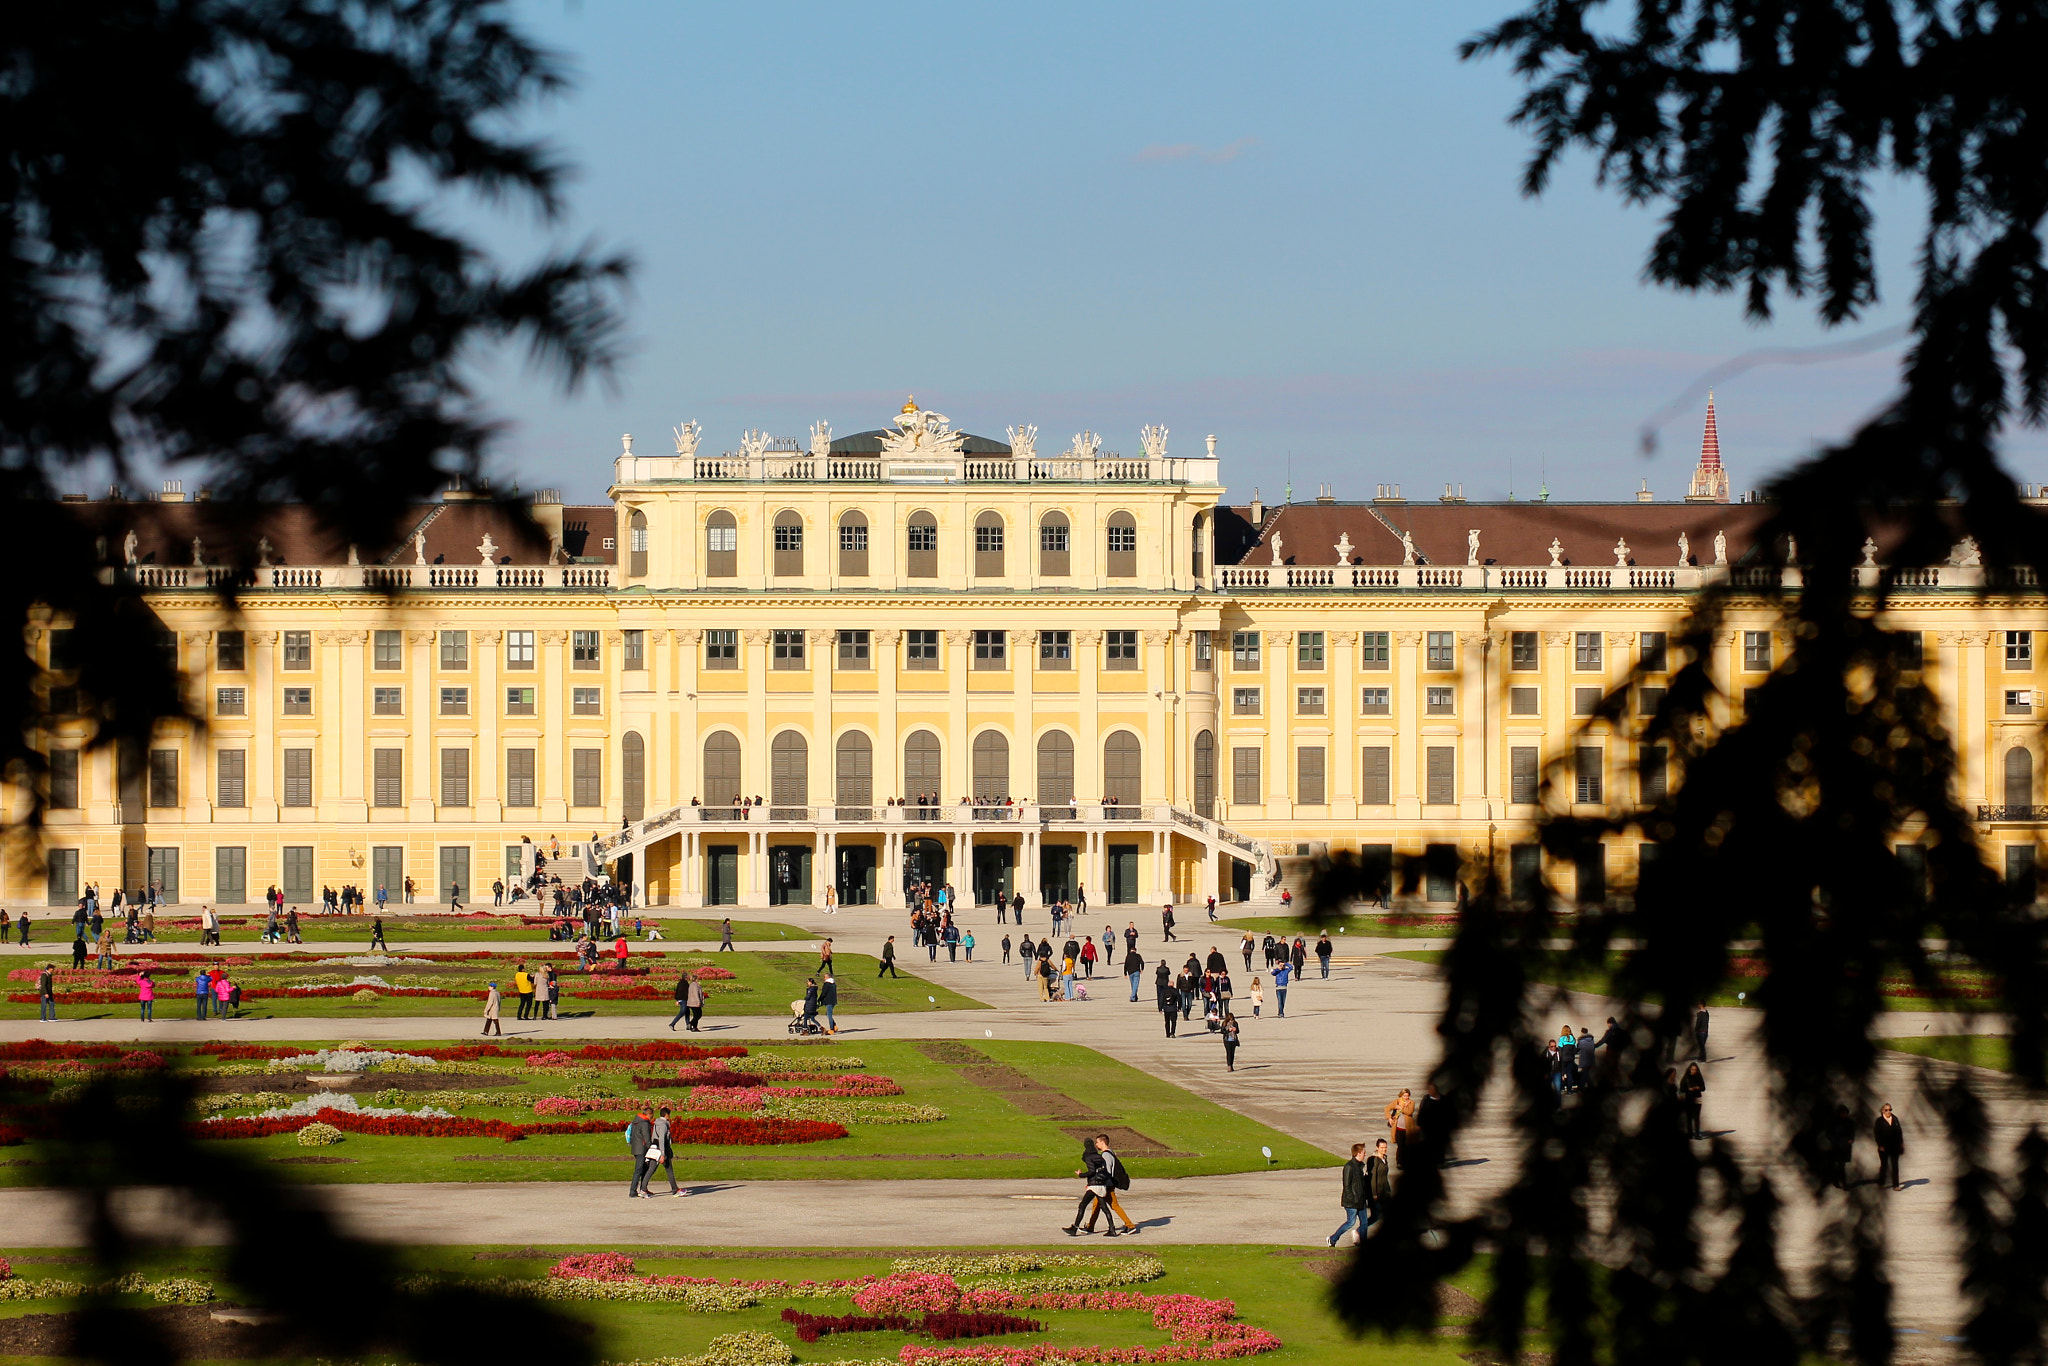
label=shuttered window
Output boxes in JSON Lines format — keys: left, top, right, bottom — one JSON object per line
{"left": 703, "top": 733, "right": 742, "bottom": 805}
{"left": 1424, "top": 746, "right": 1455, "bottom": 805}
{"left": 903, "top": 730, "right": 940, "bottom": 800}
{"left": 216, "top": 749, "right": 246, "bottom": 808}
{"left": 1511, "top": 747, "right": 1539, "bottom": 805}
{"left": 1296, "top": 747, "right": 1326, "bottom": 805}
{"left": 1192, "top": 730, "right": 1215, "bottom": 817}
{"left": 441, "top": 749, "right": 470, "bottom": 807}
{"left": 149, "top": 749, "right": 179, "bottom": 807}
{"left": 1574, "top": 746, "right": 1603, "bottom": 804}
{"left": 1641, "top": 745, "right": 1669, "bottom": 803}
{"left": 372, "top": 749, "right": 403, "bottom": 807}
{"left": 1103, "top": 731, "right": 1141, "bottom": 806}
{"left": 283, "top": 749, "right": 313, "bottom": 807}
{"left": 1360, "top": 747, "right": 1391, "bottom": 805}
{"left": 572, "top": 748, "right": 602, "bottom": 807}
{"left": 505, "top": 749, "right": 536, "bottom": 807}
{"left": 972, "top": 731, "right": 1009, "bottom": 801}
{"left": 1037, "top": 731, "right": 1074, "bottom": 807}
{"left": 622, "top": 732, "right": 645, "bottom": 820}
{"left": 770, "top": 732, "right": 808, "bottom": 811}
{"left": 1231, "top": 747, "right": 1261, "bottom": 805}
{"left": 835, "top": 732, "right": 872, "bottom": 809}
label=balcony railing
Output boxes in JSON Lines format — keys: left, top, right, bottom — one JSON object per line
{"left": 1979, "top": 805, "right": 2048, "bottom": 822}
{"left": 127, "top": 563, "right": 613, "bottom": 592}
{"left": 1211, "top": 562, "right": 2041, "bottom": 593}
{"left": 622, "top": 452, "right": 1222, "bottom": 487}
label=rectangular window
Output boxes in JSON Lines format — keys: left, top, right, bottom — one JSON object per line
{"left": 283, "top": 749, "right": 312, "bottom": 807}
{"left": 1231, "top": 687, "right": 1261, "bottom": 716}
{"left": 505, "top": 686, "right": 535, "bottom": 716}
{"left": 573, "top": 687, "right": 602, "bottom": 716}
{"left": 1574, "top": 686, "right": 1602, "bottom": 717}
{"left": 440, "top": 748, "right": 470, "bottom": 807}
{"left": 505, "top": 748, "right": 536, "bottom": 807}
{"left": 840, "top": 521, "right": 869, "bottom": 553}
{"left": 49, "top": 750, "right": 79, "bottom": 809}
{"left": 1360, "top": 631, "right": 1390, "bottom": 670}
{"left": 1296, "top": 686, "right": 1326, "bottom": 716}
{"left": 1510, "top": 746, "right": 1539, "bottom": 805}
{"left": 216, "top": 749, "right": 246, "bottom": 807}
{"left": 1297, "top": 747, "right": 1326, "bottom": 805}
{"left": 974, "top": 629, "right": 1007, "bottom": 669}
{"left": 372, "top": 748, "right": 403, "bottom": 807}
{"left": 283, "top": 630, "right": 312, "bottom": 670}
{"left": 215, "top": 630, "right": 245, "bottom": 671}
{"left": 284, "top": 686, "right": 312, "bottom": 715}
{"left": 2006, "top": 688, "right": 2034, "bottom": 716}
{"left": 1039, "top": 630, "right": 1071, "bottom": 669}
{"left": 440, "top": 630, "right": 469, "bottom": 669}
{"left": 1232, "top": 631, "right": 1261, "bottom": 669}
{"left": 156, "top": 629, "right": 180, "bottom": 671}
{"left": 572, "top": 630, "right": 601, "bottom": 668}
{"left": 1743, "top": 631, "right": 1772, "bottom": 671}
{"left": 623, "top": 629, "right": 645, "bottom": 670}
{"left": 572, "top": 748, "right": 601, "bottom": 807}
{"left": 1898, "top": 631, "right": 1924, "bottom": 670}
{"left": 373, "top": 629, "right": 402, "bottom": 669}
{"left": 1296, "top": 631, "right": 1325, "bottom": 668}
{"left": 1360, "top": 746, "right": 1391, "bottom": 804}
{"left": 1575, "top": 847, "right": 1606, "bottom": 907}
{"left": 2008, "top": 630, "right": 2034, "bottom": 667}
{"left": 215, "top": 846, "right": 247, "bottom": 904}
{"left": 1360, "top": 686, "right": 1391, "bottom": 715}
{"left": 149, "top": 748, "right": 178, "bottom": 807}
{"left": 905, "top": 629, "right": 939, "bottom": 669}
{"left": 1641, "top": 744, "right": 1669, "bottom": 803}
{"left": 46, "top": 848, "right": 79, "bottom": 906}
{"left": 47, "top": 628, "right": 77, "bottom": 672}
{"left": 708, "top": 523, "right": 739, "bottom": 554}
{"left": 373, "top": 686, "right": 402, "bottom": 716}
{"left": 704, "top": 629, "right": 737, "bottom": 668}
{"left": 215, "top": 686, "right": 245, "bottom": 716}
{"left": 1040, "top": 522, "right": 1069, "bottom": 553}
{"left": 772, "top": 629, "right": 806, "bottom": 669}
{"left": 1106, "top": 523, "right": 1137, "bottom": 554}
{"left": 439, "top": 686, "right": 468, "bottom": 715}
{"left": 1426, "top": 631, "right": 1455, "bottom": 670}
{"left": 1424, "top": 746, "right": 1455, "bottom": 804}
{"left": 1192, "top": 630, "right": 1213, "bottom": 669}
{"left": 975, "top": 523, "right": 1003, "bottom": 553}
{"left": 1574, "top": 632, "right": 1603, "bottom": 671}
{"left": 506, "top": 630, "right": 535, "bottom": 670}
{"left": 837, "top": 630, "right": 871, "bottom": 668}
{"left": 1640, "top": 631, "right": 1668, "bottom": 674}
{"left": 1231, "top": 747, "right": 1261, "bottom": 805}
{"left": 1510, "top": 631, "right": 1538, "bottom": 671}
{"left": 1574, "top": 746, "right": 1603, "bottom": 804}
{"left": 1509, "top": 686, "right": 1538, "bottom": 715}
{"left": 1104, "top": 630, "right": 1138, "bottom": 669}
{"left": 906, "top": 523, "right": 936, "bottom": 553}
{"left": 1425, "top": 685, "right": 1455, "bottom": 716}
{"left": 1639, "top": 685, "right": 1667, "bottom": 716}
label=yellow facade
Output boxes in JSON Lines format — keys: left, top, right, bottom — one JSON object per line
{"left": 14, "top": 412, "right": 2046, "bottom": 910}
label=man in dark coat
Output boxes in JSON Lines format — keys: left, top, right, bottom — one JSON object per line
{"left": 626, "top": 1110, "right": 656, "bottom": 1198}
{"left": 1329, "top": 1143, "right": 1369, "bottom": 1246}
{"left": 1155, "top": 963, "right": 1178, "bottom": 1037}
{"left": 877, "top": 936, "right": 899, "bottom": 978}
{"left": 1365, "top": 1137, "right": 1395, "bottom": 1228}
{"left": 1124, "top": 948, "right": 1146, "bottom": 1002}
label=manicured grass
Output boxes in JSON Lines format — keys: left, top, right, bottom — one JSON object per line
{"left": 1881, "top": 1036, "right": 2014, "bottom": 1071}
{"left": 1217, "top": 915, "right": 1452, "bottom": 940}
{"left": 2, "top": 952, "right": 985, "bottom": 1021}
{"left": 24, "top": 914, "right": 816, "bottom": 947}
{"left": 0, "top": 1243, "right": 1491, "bottom": 1364}
{"left": 1387, "top": 949, "right": 1996, "bottom": 1012}
{"left": 0, "top": 1039, "right": 1338, "bottom": 1187}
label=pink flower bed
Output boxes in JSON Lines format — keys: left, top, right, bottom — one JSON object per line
{"left": 531, "top": 1097, "right": 589, "bottom": 1117}
{"left": 687, "top": 1087, "right": 767, "bottom": 1112}
{"left": 547, "top": 1255, "right": 874, "bottom": 1296}
{"left": 854, "top": 1273, "right": 966, "bottom": 1316}
{"left": 525, "top": 1052, "right": 577, "bottom": 1067}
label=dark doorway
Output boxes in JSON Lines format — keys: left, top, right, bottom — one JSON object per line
{"left": 705, "top": 844, "right": 738, "bottom": 906}
{"left": 1229, "top": 856, "right": 1252, "bottom": 904}
{"left": 1040, "top": 843, "right": 1078, "bottom": 904}
{"left": 1510, "top": 843, "right": 1542, "bottom": 906}
{"left": 769, "top": 844, "right": 811, "bottom": 905}
{"left": 837, "top": 845, "right": 878, "bottom": 905}
{"left": 615, "top": 852, "right": 633, "bottom": 897}
{"left": 903, "top": 837, "right": 947, "bottom": 895}
{"left": 973, "top": 844, "right": 1015, "bottom": 905}
{"left": 1107, "top": 843, "right": 1139, "bottom": 904}
{"left": 1357, "top": 844, "right": 1393, "bottom": 904}
{"left": 1424, "top": 843, "right": 1460, "bottom": 903}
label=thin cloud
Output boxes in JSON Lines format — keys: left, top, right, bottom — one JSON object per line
{"left": 1132, "top": 136, "right": 1258, "bottom": 165}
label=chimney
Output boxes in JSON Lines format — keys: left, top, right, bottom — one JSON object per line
{"left": 158, "top": 480, "right": 186, "bottom": 503}
{"left": 1315, "top": 483, "right": 1335, "bottom": 505}
{"left": 1636, "top": 480, "right": 1654, "bottom": 503}
{"left": 1373, "top": 484, "right": 1405, "bottom": 505}
{"left": 1439, "top": 483, "right": 1466, "bottom": 504}
{"left": 1249, "top": 488, "right": 1265, "bottom": 525}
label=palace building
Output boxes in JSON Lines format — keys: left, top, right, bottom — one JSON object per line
{"left": 14, "top": 396, "right": 2046, "bottom": 909}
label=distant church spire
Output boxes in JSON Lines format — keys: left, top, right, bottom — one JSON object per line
{"left": 1685, "top": 391, "right": 1730, "bottom": 503}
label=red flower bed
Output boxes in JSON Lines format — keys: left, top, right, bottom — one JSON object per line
{"left": 781, "top": 1309, "right": 1043, "bottom": 1344}
{"left": 192, "top": 1109, "right": 842, "bottom": 1146}
{"left": 189, "top": 1041, "right": 748, "bottom": 1065}
{"left": 0, "top": 1042, "right": 137, "bottom": 1061}
{"left": 0, "top": 1124, "right": 26, "bottom": 1146}
{"left": 564, "top": 985, "right": 668, "bottom": 1001}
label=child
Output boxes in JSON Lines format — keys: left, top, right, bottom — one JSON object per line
{"left": 1248, "top": 976, "right": 1264, "bottom": 1018}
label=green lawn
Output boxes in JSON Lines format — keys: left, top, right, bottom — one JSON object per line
{"left": 1386, "top": 949, "right": 1996, "bottom": 1012}
{"left": 1, "top": 1039, "right": 1336, "bottom": 1187}
{"left": 32, "top": 914, "right": 815, "bottom": 946}
{"left": 4, "top": 953, "right": 983, "bottom": 1021}
{"left": 1881, "top": 1036, "right": 2014, "bottom": 1071}
{"left": 0, "top": 1243, "right": 1489, "bottom": 1365}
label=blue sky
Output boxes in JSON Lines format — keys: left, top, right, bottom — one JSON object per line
{"left": 467, "top": 0, "right": 2048, "bottom": 503}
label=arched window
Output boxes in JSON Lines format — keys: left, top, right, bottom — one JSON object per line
{"left": 906, "top": 511, "right": 938, "bottom": 578}
{"left": 2007, "top": 745, "right": 2035, "bottom": 808}
{"left": 835, "top": 731, "right": 873, "bottom": 811}
{"left": 1036, "top": 731, "right": 1074, "bottom": 808}
{"left": 1105, "top": 511, "right": 1137, "bottom": 578}
{"left": 972, "top": 730, "right": 1010, "bottom": 802}
{"left": 838, "top": 510, "right": 869, "bottom": 577}
{"left": 1193, "top": 729, "right": 1215, "bottom": 818}
{"left": 973, "top": 510, "right": 1005, "bottom": 578}
{"left": 1191, "top": 512, "right": 1206, "bottom": 580}
{"left": 702, "top": 732, "right": 741, "bottom": 805}
{"left": 1039, "top": 511, "right": 1071, "bottom": 577}
{"left": 628, "top": 509, "right": 649, "bottom": 579}
{"left": 903, "top": 728, "right": 941, "bottom": 802}
{"left": 772, "top": 510, "right": 804, "bottom": 577}
{"left": 1103, "top": 730, "right": 1142, "bottom": 808}
{"left": 622, "top": 731, "right": 645, "bottom": 821}
{"left": 771, "top": 730, "right": 809, "bottom": 814}
{"left": 705, "top": 510, "right": 737, "bottom": 579}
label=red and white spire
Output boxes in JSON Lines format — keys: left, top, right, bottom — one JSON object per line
{"left": 1686, "top": 390, "right": 1730, "bottom": 503}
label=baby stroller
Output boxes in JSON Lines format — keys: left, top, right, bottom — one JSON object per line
{"left": 788, "top": 1000, "right": 827, "bottom": 1036}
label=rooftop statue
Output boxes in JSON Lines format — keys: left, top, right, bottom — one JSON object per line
{"left": 1006, "top": 423, "right": 1038, "bottom": 462}
{"left": 672, "top": 420, "right": 702, "bottom": 458}
{"left": 1140, "top": 424, "right": 1168, "bottom": 461}
{"left": 1401, "top": 531, "right": 1417, "bottom": 566}
{"left": 1714, "top": 529, "right": 1727, "bottom": 565}
{"left": 1467, "top": 528, "right": 1480, "bottom": 565}
{"left": 1677, "top": 532, "right": 1689, "bottom": 566}
{"left": 1067, "top": 430, "right": 1103, "bottom": 461}
{"left": 878, "top": 397, "right": 966, "bottom": 461}
{"left": 809, "top": 421, "right": 832, "bottom": 461}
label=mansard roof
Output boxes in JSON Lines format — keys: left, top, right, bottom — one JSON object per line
{"left": 1231, "top": 501, "right": 1774, "bottom": 568}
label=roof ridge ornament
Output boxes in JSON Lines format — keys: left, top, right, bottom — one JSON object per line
{"left": 809, "top": 421, "right": 833, "bottom": 461}
{"left": 1139, "top": 424, "right": 1168, "bottom": 461}
{"left": 879, "top": 402, "right": 965, "bottom": 460}
{"left": 672, "top": 421, "right": 702, "bottom": 458}
{"left": 1006, "top": 424, "right": 1038, "bottom": 462}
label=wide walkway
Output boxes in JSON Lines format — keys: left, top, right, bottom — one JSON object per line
{"left": 1, "top": 900, "right": 2031, "bottom": 1337}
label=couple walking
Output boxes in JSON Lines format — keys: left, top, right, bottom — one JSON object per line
{"left": 1064, "top": 1134, "right": 1138, "bottom": 1237}
{"left": 626, "top": 1106, "right": 685, "bottom": 1197}
{"left": 1329, "top": 1138, "right": 1395, "bottom": 1245}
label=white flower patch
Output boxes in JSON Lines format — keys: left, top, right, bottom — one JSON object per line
{"left": 265, "top": 1049, "right": 438, "bottom": 1073}
{"left": 206, "top": 1092, "right": 453, "bottom": 1123}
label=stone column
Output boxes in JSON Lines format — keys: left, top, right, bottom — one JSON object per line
{"left": 1075, "top": 630, "right": 1103, "bottom": 802}
{"left": 1330, "top": 630, "right": 1357, "bottom": 816}
{"left": 674, "top": 629, "right": 701, "bottom": 806}
{"left": 183, "top": 631, "right": 212, "bottom": 827}
{"left": 474, "top": 630, "right": 503, "bottom": 822}
{"left": 1395, "top": 631, "right": 1422, "bottom": 818}
{"left": 875, "top": 629, "right": 902, "bottom": 801}
{"left": 330, "top": 630, "right": 367, "bottom": 819}
{"left": 945, "top": 628, "right": 972, "bottom": 801}
{"left": 408, "top": 630, "right": 436, "bottom": 821}
{"left": 248, "top": 632, "right": 277, "bottom": 820}
{"left": 1265, "top": 630, "right": 1291, "bottom": 812}
{"left": 647, "top": 627, "right": 673, "bottom": 813}
{"left": 743, "top": 629, "right": 771, "bottom": 803}
{"left": 539, "top": 629, "right": 569, "bottom": 821}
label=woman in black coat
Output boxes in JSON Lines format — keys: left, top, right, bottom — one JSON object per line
{"left": 1874, "top": 1102, "right": 1905, "bottom": 1191}
{"left": 1680, "top": 1063, "right": 1706, "bottom": 1139}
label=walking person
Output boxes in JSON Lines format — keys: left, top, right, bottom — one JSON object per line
{"left": 962, "top": 930, "right": 975, "bottom": 962}
{"left": 449, "top": 880, "right": 463, "bottom": 913}
{"left": 513, "top": 964, "right": 534, "bottom": 1021}
{"left": 1315, "top": 932, "right": 1332, "bottom": 979}
{"left": 1385, "top": 1088, "right": 1414, "bottom": 1169}
{"left": 194, "top": 966, "right": 212, "bottom": 1020}
{"left": 1248, "top": 976, "right": 1263, "bottom": 1017}
{"left": 1161, "top": 903, "right": 1177, "bottom": 943}
{"left": 37, "top": 963, "right": 57, "bottom": 1021}
{"left": 719, "top": 918, "right": 735, "bottom": 951}
{"left": 1124, "top": 946, "right": 1145, "bottom": 1002}
{"left": 1329, "top": 1143, "right": 1369, "bottom": 1246}
{"left": 542, "top": 963, "right": 560, "bottom": 1021}
{"left": 1221, "top": 1012, "right": 1241, "bottom": 1071}
{"left": 369, "top": 916, "right": 387, "bottom": 950}
{"left": 1692, "top": 1002, "right": 1710, "bottom": 1060}
{"left": 1240, "top": 932, "right": 1255, "bottom": 971}
{"left": 651, "top": 1105, "right": 682, "bottom": 1196}
{"left": 818, "top": 973, "right": 837, "bottom": 1034}
{"left": 1875, "top": 1102, "right": 1905, "bottom": 1190}
{"left": 1680, "top": 1063, "right": 1706, "bottom": 1139}
{"left": 136, "top": 970, "right": 154, "bottom": 1022}
{"left": 1365, "top": 1137, "right": 1394, "bottom": 1229}
{"left": 668, "top": 971, "right": 691, "bottom": 1031}
{"left": 213, "top": 968, "right": 236, "bottom": 1019}
{"left": 482, "top": 980, "right": 503, "bottom": 1035}
{"left": 626, "top": 1108, "right": 657, "bottom": 1198}
{"left": 1088, "top": 1134, "right": 1139, "bottom": 1236}
{"left": 686, "top": 973, "right": 705, "bottom": 1031}
{"left": 1064, "top": 1137, "right": 1110, "bottom": 1237}
{"left": 1273, "top": 959, "right": 1291, "bottom": 1017}
{"left": 878, "top": 935, "right": 900, "bottom": 977}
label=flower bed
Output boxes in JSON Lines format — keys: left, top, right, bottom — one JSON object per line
{"left": 192, "top": 1109, "right": 845, "bottom": 1145}
{"left": 779, "top": 1308, "right": 1045, "bottom": 1343}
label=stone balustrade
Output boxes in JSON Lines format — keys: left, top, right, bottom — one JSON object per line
{"left": 619, "top": 452, "right": 1223, "bottom": 486}
{"left": 122, "top": 562, "right": 614, "bottom": 592}
{"left": 1211, "top": 563, "right": 2038, "bottom": 593}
